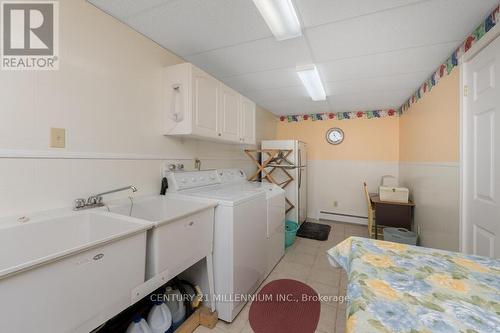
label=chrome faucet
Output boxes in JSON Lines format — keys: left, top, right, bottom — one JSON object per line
{"left": 74, "top": 185, "right": 138, "bottom": 210}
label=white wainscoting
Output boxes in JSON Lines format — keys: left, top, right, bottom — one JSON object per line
{"left": 399, "top": 162, "right": 460, "bottom": 251}
{"left": 307, "top": 160, "right": 399, "bottom": 224}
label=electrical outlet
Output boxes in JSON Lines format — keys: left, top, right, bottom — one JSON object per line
{"left": 333, "top": 201, "right": 338, "bottom": 207}
{"left": 50, "top": 128, "right": 66, "bottom": 148}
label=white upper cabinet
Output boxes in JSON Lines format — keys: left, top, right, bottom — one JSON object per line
{"left": 240, "top": 96, "right": 256, "bottom": 145}
{"left": 192, "top": 66, "right": 219, "bottom": 138}
{"left": 163, "top": 63, "right": 256, "bottom": 144}
{"left": 218, "top": 84, "right": 240, "bottom": 142}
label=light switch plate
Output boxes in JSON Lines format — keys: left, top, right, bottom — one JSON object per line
{"left": 50, "top": 128, "right": 65, "bottom": 148}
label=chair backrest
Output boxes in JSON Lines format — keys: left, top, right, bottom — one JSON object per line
{"left": 363, "top": 182, "right": 372, "bottom": 208}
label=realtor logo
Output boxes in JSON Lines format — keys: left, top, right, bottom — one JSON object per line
{"left": 1, "top": 1, "right": 59, "bottom": 70}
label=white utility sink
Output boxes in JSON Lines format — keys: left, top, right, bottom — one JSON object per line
{"left": 0, "top": 210, "right": 153, "bottom": 333}
{"left": 107, "top": 194, "right": 217, "bottom": 226}
{"left": 108, "top": 194, "right": 217, "bottom": 307}
{"left": 0, "top": 211, "right": 151, "bottom": 279}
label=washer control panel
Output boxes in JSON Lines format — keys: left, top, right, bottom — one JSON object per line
{"left": 218, "top": 169, "right": 247, "bottom": 183}
{"left": 166, "top": 169, "right": 220, "bottom": 191}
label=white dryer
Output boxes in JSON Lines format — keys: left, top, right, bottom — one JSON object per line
{"left": 218, "top": 169, "right": 286, "bottom": 276}
{"left": 166, "top": 169, "right": 267, "bottom": 322}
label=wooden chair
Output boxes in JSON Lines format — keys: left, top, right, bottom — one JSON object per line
{"left": 363, "top": 182, "right": 376, "bottom": 238}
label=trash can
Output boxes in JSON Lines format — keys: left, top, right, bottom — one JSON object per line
{"left": 383, "top": 228, "right": 418, "bottom": 245}
{"left": 285, "top": 220, "right": 299, "bottom": 248}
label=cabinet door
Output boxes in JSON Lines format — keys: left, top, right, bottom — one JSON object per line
{"left": 192, "top": 67, "right": 219, "bottom": 138}
{"left": 218, "top": 84, "right": 240, "bottom": 142}
{"left": 240, "top": 96, "right": 256, "bottom": 144}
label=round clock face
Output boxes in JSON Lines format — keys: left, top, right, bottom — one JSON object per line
{"left": 326, "top": 128, "right": 344, "bottom": 145}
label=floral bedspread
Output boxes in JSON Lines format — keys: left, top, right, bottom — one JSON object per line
{"left": 327, "top": 237, "right": 500, "bottom": 333}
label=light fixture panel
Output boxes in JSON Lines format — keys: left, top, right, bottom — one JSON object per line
{"left": 296, "top": 65, "right": 327, "bottom": 101}
{"left": 253, "top": 0, "right": 302, "bottom": 41}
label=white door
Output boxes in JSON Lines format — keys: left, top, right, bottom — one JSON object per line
{"left": 192, "top": 67, "right": 219, "bottom": 138}
{"left": 240, "top": 96, "right": 256, "bottom": 144}
{"left": 463, "top": 36, "right": 500, "bottom": 258}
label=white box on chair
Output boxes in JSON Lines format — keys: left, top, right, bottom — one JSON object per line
{"left": 379, "top": 186, "right": 409, "bottom": 203}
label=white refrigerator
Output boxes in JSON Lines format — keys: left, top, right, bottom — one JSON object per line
{"left": 261, "top": 140, "right": 307, "bottom": 224}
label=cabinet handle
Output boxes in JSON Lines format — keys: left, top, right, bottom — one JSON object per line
{"left": 218, "top": 133, "right": 221, "bottom": 136}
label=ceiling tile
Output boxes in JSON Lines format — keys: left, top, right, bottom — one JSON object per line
{"left": 327, "top": 89, "right": 411, "bottom": 112}
{"left": 88, "top": 0, "right": 174, "bottom": 19}
{"left": 259, "top": 99, "right": 330, "bottom": 116}
{"left": 185, "top": 37, "right": 313, "bottom": 78}
{"left": 317, "top": 42, "right": 458, "bottom": 82}
{"left": 124, "top": 0, "right": 272, "bottom": 56}
{"left": 87, "top": 0, "right": 499, "bottom": 116}
{"left": 244, "top": 86, "right": 309, "bottom": 103}
{"left": 295, "top": 0, "right": 423, "bottom": 28}
{"left": 306, "top": 0, "right": 499, "bottom": 62}
{"left": 326, "top": 72, "right": 432, "bottom": 96}
{"left": 220, "top": 68, "right": 302, "bottom": 93}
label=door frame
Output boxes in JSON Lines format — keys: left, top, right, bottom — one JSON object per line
{"left": 460, "top": 26, "right": 500, "bottom": 253}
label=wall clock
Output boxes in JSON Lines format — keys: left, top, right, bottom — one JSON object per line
{"left": 326, "top": 127, "right": 344, "bottom": 145}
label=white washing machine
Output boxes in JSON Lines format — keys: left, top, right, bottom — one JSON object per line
{"left": 166, "top": 169, "right": 267, "bottom": 322}
{"left": 218, "top": 169, "right": 286, "bottom": 276}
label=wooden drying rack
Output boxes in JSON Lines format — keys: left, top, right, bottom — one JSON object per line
{"left": 244, "top": 149, "right": 295, "bottom": 214}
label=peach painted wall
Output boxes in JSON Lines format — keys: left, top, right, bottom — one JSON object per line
{"left": 399, "top": 68, "right": 460, "bottom": 162}
{"left": 275, "top": 117, "right": 400, "bottom": 224}
{"left": 276, "top": 117, "right": 399, "bottom": 161}
{"left": 398, "top": 68, "right": 460, "bottom": 251}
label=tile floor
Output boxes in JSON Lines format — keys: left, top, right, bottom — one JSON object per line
{"left": 194, "top": 220, "right": 369, "bottom": 333}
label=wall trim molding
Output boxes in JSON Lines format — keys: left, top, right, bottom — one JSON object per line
{"left": 309, "top": 159, "right": 399, "bottom": 164}
{"left": 0, "top": 149, "right": 249, "bottom": 161}
{"left": 318, "top": 210, "right": 368, "bottom": 226}
{"left": 399, "top": 161, "right": 460, "bottom": 168}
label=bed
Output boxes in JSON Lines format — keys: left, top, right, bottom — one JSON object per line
{"left": 327, "top": 237, "right": 500, "bottom": 333}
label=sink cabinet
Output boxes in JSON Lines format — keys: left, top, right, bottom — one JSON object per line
{"left": 163, "top": 63, "right": 256, "bottom": 144}
{"left": 146, "top": 208, "right": 214, "bottom": 280}
{"left": 0, "top": 230, "right": 147, "bottom": 333}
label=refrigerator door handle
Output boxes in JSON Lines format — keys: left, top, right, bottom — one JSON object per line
{"left": 298, "top": 148, "right": 301, "bottom": 168}
{"left": 298, "top": 167, "right": 302, "bottom": 189}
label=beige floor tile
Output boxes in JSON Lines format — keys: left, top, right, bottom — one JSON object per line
{"left": 239, "top": 322, "right": 254, "bottom": 333}
{"left": 274, "top": 260, "right": 311, "bottom": 279}
{"left": 335, "top": 307, "right": 347, "bottom": 333}
{"left": 284, "top": 251, "right": 317, "bottom": 267}
{"left": 328, "top": 223, "right": 345, "bottom": 237}
{"left": 307, "top": 280, "right": 340, "bottom": 306}
{"left": 289, "top": 242, "right": 321, "bottom": 256}
{"left": 339, "top": 271, "right": 348, "bottom": 295}
{"left": 345, "top": 223, "right": 366, "bottom": 232}
{"left": 216, "top": 304, "right": 250, "bottom": 332}
{"left": 308, "top": 267, "right": 341, "bottom": 287}
{"left": 208, "top": 221, "right": 368, "bottom": 333}
{"left": 313, "top": 253, "right": 337, "bottom": 271}
{"left": 194, "top": 325, "right": 228, "bottom": 333}
{"left": 318, "top": 237, "right": 346, "bottom": 251}
{"left": 295, "top": 237, "right": 323, "bottom": 248}
{"left": 316, "top": 304, "right": 337, "bottom": 332}
{"left": 316, "top": 303, "right": 337, "bottom": 333}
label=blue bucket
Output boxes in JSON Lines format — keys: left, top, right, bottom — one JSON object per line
{"left": 285, "top": 220, "right": 299, "bottom": 248}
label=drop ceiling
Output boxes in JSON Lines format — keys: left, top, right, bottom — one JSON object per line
{"left": 88, "top": 0, "right": 499, "bottom": 116}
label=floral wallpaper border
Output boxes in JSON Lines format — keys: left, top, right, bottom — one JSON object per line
{"left": 279, "top": 5, "right": 499, "bottom": 123}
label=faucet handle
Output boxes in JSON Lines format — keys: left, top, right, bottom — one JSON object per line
{"left": 74, "top": 198, "right": 86, "bottom": 209}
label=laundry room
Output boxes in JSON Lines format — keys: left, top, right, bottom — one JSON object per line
{"left": 0, "top": 1, "right": 499, "bottom": 333}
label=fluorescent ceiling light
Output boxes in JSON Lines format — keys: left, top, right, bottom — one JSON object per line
{"left": 252, "top": 0, "right": 302, "bottom": 41}
{"left": 296, "top": 65, "right": 326, "bottom": 101}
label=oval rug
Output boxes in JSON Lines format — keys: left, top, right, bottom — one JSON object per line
{"left": 249, "top": 279, "right": 321, "bottom": 333}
